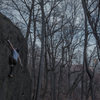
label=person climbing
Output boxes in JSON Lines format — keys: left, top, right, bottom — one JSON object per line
{"left": 7, "top": 40, "right": 23, "bottom": 78}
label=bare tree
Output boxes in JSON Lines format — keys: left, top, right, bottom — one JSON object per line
{"left": 81, "top": 0, "right": 100, "bottom": 49}
{"left": 34, "top": 0, "right": 45, "bottom": 100}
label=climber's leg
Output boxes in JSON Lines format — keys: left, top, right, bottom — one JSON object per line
{"left": 8, "top": 55, "right": 16, "bottom": 78}
{"left": 8, "top": 65, "right": 14, "bottom": 77}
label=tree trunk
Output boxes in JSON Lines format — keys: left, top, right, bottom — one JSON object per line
{"left": 32, "top": 1, "right": 36, "bottom": 98}
{"left": 67, "top": 62, "right": 71, "bottom": 99}
{"left": 83, "top": 5, "right": 94, "bottom": 100}
{"left": 57, "top": 46, "right": 64, "bottom": 100}
{"left": 34, "top": 0, "right": 45, "bottom": 100}
{"left": 50, "top": 71, "right": 56, "bottom": 100}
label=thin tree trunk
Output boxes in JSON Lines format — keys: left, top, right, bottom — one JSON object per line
{"left": 68, "top": 65, "right": 71, "bottom": 90}
{"left": 51, "top": 71, "right": 56, "bottom": 100}
{"left": 57, "top": 47, "right": 64, "bottom": 100}
{"left": 85, "top": 73, "right": 88, "bottom": 100}
{"left": 81, "top": 63, "right": 84, "bottom": 100}
{"left": 83, "top": 6, "right": 94, "bottom": 100}
{"left": 90, "top": 80, "right": 94, "bottom": 100}
{"left": 34, "top": 0, "right": 45, "bottom": 100}
{"left": 41, "top": 37, "right": 49, "bottom": 98}
{"left": 32, "top": 2, "right": 36, "bottom": 98}
{"left": 25, "top": 1, "right": 34, "bottom": 41}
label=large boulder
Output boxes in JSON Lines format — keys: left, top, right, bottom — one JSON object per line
{"left": 0, "top": 13, "right": 32, "bottom": 100}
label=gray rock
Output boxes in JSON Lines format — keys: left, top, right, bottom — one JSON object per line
{"left": 0, "top": 13, "right": 32, "bottom": 100}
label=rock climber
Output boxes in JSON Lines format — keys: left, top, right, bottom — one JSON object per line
{"left": 7, "top": 40, "right": 23, "bottom": 77}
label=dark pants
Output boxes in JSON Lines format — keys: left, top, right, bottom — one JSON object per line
{"left": 9, "top": 55, "right": 17, "bottom": 75}
{"left": 9, "top": 55, "right": 17, "bottom": 65}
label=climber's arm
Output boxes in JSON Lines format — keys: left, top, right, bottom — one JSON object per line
{"left": 7, "top": 40, "right": 14, "bottom": 50}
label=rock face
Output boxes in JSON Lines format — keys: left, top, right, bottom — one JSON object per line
{"left": 0, "top": 13, "right": 31, "bottom": 100}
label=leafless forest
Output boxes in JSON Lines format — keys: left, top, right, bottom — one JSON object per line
{"left": 0, "top": 0, "right": 100, "bottom": 100}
